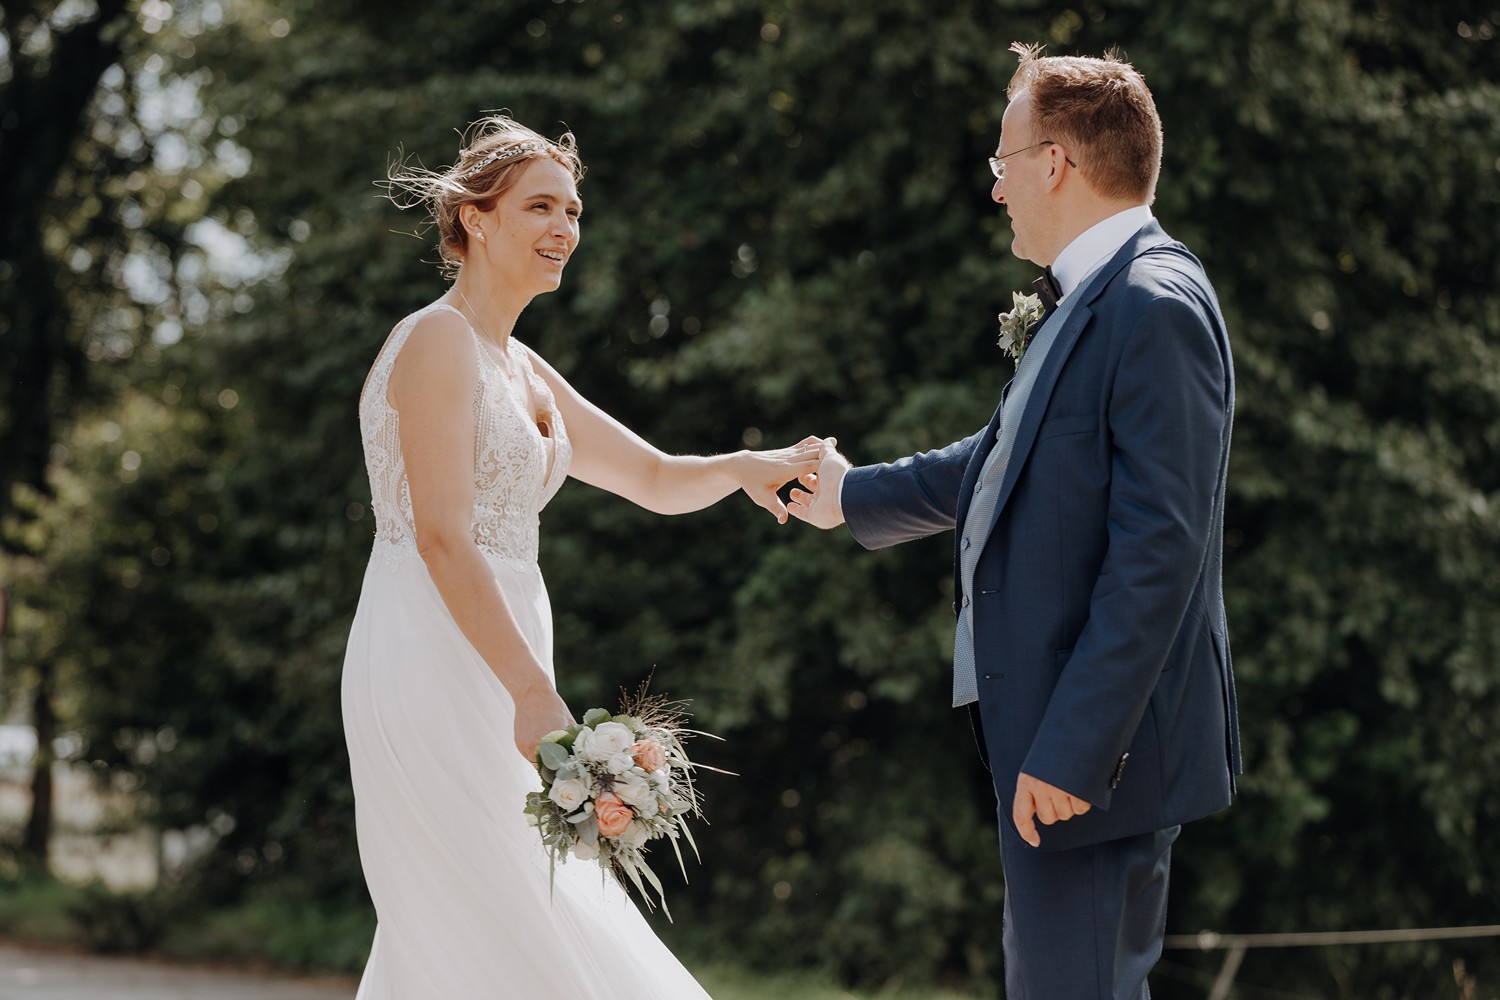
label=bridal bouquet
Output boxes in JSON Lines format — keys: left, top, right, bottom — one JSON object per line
{"left": 524, "top": 685, "right": 710, "bottom": 913}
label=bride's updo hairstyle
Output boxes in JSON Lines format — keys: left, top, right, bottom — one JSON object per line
{"left": 385, "top": 115, "right": 585, "bottom": 275}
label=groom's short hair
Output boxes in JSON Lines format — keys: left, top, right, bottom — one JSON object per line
{"left": 1006, "top": 44, "right": 1163, "bottom": 204}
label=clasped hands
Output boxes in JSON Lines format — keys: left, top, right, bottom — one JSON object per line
{"left": 739, "top": 435, "right": 849, "bottom": 526}
{"left": 785, "top": 436, "right": 850, "bottom": 528}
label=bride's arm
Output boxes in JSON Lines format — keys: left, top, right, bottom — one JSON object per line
{"left": 523, "top": 347, "right": 821, "bottom": 522}
{"left": 391, "top": 313, "right": 573, "bottom": 760}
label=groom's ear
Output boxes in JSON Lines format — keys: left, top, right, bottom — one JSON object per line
{"left": 1043, "top": 146, "right": 1072, "bottom": 192}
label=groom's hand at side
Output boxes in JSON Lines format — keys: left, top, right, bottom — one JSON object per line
{"left": 786, "top": 437, "right": 850, "bottom": 530}
{"left": 1012, "top": 771, "right": 1093, "bottom": 848}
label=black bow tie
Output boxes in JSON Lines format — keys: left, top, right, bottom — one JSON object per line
{"left": 1033, "top": 267, "right": 1062, "bottom": 312}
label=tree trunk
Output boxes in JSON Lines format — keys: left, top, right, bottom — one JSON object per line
{"left": 0, "top": 0, "right": 133, "bottom": 528}
{"left": 21, "top": 659, "right": 55, "bottom": 870}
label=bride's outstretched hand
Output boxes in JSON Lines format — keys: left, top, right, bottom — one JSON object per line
{"left": 738, "top": 435, "right": 825, "bottom": 523}
{"left": 514, "top": 682, "right": 575, "bottom": 763}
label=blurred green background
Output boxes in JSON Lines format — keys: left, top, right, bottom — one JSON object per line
{"left": 1, "top": 1, "right": 1497, "bottom": 997}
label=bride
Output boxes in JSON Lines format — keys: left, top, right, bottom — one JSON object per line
{"left": 342, "top": 116, "right": 820, "bottom": 998}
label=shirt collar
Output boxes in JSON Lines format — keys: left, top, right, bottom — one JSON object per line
{"left": 1051, "top": 205, "right": 1154, "bottom": 302}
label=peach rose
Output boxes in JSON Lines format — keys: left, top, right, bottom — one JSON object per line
{"left": 594, "top": 792, "right": 633, "bottom": 839}
{"left": 631, "top": 739, "right": 666, "bottom": 773}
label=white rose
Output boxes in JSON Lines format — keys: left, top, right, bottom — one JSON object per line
{"left": 574, "top": 721, "right": 634, "bottom": 763}
{"left": 572, "top": 837, "right": 600, "bottom": 861}
{"left": 618, "top": 820, "right": 651, "bottom": 850}
{"left": 604, "top": 750, "right": 636, "bottom": 774}
{"left": 570, "top": 727, "right": 596, "bottom": 759}
{"left": 547, "top": 775, "right": 590, "bottom": 812}
{"left": 609, "top": 773, "right": 657, "bottom": 821}
{"left": 591, "top": 722, "right": 635, "bottom": 755}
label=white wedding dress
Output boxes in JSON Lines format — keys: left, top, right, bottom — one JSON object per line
{"left": 342, "top": 302, "right": 713, "bottom": 999}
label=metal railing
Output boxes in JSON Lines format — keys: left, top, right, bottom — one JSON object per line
{"left": 1163, "top": 924, "right": 1500, "bottom": 1000}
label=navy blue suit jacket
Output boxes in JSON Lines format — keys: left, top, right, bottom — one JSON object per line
{"left": 843, "top": 222, "right": 1240, "bottom": 851}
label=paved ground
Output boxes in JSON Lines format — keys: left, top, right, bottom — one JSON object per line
{"left": 0, "top": 942, "right": 356, "bottom": 1000}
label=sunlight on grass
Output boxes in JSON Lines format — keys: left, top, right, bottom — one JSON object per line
{"left": 0, "top": 876, "right": 90, "bottom": 945}
{"left": 691, "top": 963, "right": 979, "bottom": 1000}
{"left": 0, "top": 876, "right": 986, "bottom": 997}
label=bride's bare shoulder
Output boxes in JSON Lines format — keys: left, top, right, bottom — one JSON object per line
{"left": 396, "top": 304, "right": 475, "bottom": 359}
{"left": 388, "top": 305, "right": 479, "bottom": 406}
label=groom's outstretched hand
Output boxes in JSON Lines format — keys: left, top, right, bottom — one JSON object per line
{"left": 786, "top": 437, "right": 850, "bottom": 530}
{"left": 1013, "top": 771, "right": 1093, "bottom": 848}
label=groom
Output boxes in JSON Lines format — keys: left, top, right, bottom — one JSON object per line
{"left": 789, "top": 45, "right": 1240, "bottom": 998}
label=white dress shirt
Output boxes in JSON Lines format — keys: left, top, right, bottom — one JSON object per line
{"left": 1050, "top": 204, "right": 1154, "bottom": 302}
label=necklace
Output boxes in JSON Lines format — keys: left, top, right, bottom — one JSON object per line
{"left": 456, "top": 290, "right": 552, "bottom": 444}
{"left": 457, "top": 290, "right": 514, "bottom": 375}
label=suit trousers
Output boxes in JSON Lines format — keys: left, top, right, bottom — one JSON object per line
{"left": 998, "top": 820, "right": 1178, "bottom": 1000}
{"left": 965, "top": 693, "right": 1179, "bottom": 998}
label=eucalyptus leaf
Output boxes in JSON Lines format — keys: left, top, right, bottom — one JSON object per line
{"left": 537, "top": 741, "right": 571, "bottom": 772}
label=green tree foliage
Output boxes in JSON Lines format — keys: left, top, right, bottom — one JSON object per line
{"left": 1133, "top": 3, "right": 1500, "bottom": 994}
{"left": 0, "top": 0, "right": 234, "bottom": 521}
{"left": 4, "top": 0, "right": 1497, "bottom": 996}
{"left": 1, "top": 0, "right": 238, "bottom": 865}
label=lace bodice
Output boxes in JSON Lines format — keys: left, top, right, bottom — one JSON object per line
{"left": 359, "top": 302, "right": 572, "bottom": 570}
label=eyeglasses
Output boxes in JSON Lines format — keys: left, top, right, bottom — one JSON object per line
{"left": 988, "top": 140, "right": 1078, "bottom": 179}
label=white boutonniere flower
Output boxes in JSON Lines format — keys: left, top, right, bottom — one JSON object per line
{"left": 997, "top": 291, "right": 1046, "bottom": 364}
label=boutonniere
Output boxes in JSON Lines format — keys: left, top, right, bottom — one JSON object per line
{"left": 997, "top": 291, "right": 1045, "bottom": 365}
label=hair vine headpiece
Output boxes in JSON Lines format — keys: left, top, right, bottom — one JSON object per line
{"left": 459, "top": 139, "right": 548, "bottom": 180}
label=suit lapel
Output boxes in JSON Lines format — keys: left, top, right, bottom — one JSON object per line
{"left": 979, "top": 222, "right": 1175, "bottom": 539}
{"left": 953, "top": 394, "right": 1007, "bottom": 536}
